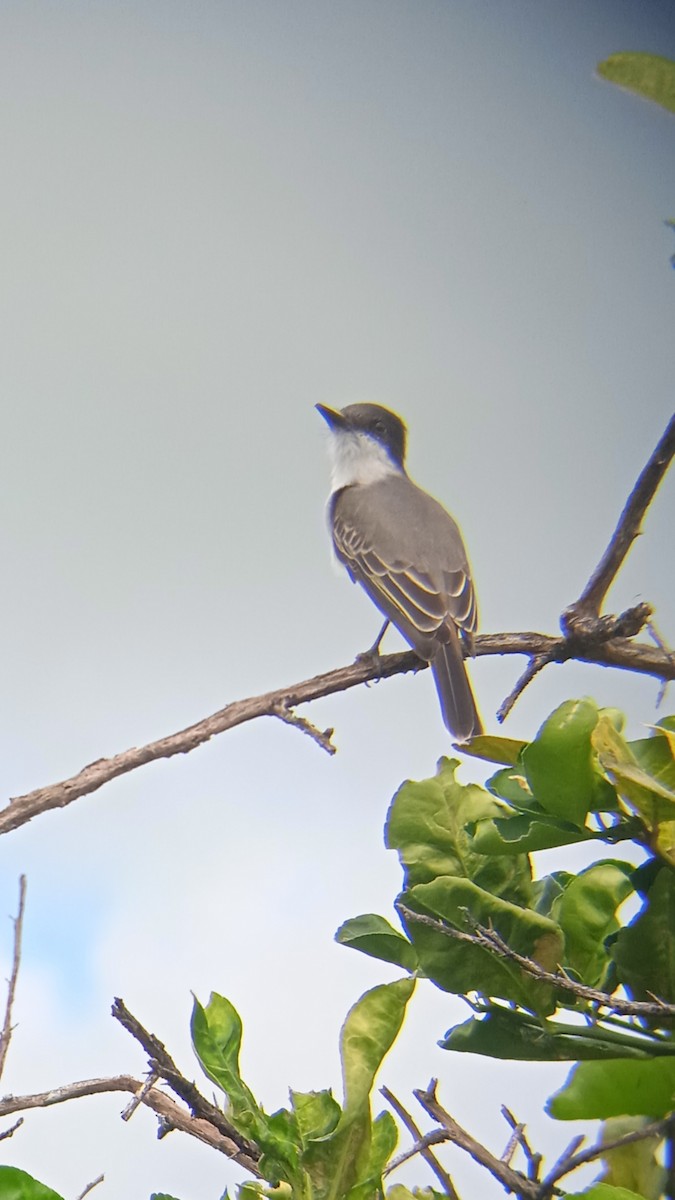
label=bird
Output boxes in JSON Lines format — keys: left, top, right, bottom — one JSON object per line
{"left": 316, "top": 402, "right": 482, "bottom": 741}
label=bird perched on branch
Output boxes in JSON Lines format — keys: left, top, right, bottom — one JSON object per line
{"left": 316, "top": 402, "right": 482, "bottom": 741}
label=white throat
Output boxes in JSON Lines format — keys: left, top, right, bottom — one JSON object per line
{"left": 325, "top": 428, "right": 403, "bottom": 492}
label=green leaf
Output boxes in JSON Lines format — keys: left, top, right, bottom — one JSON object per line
{"left": 386, "top": 1188, "right": 447, "bottom": 1200}
{"left": 191, "top": 993, "right": 263, "bottom": 1134}
{"left": 0, "top": 1168, "right": 64, "bottom": 1200}
{"left": 335, "top": 914, "right": 418, "bottom": 971}
{"left": 386, "top": 758, "right": 532, "bottom": 907}
{"left": 404, "top": 876, "right": 562, "bottom": 1013}
{"left": 191, "top": 993, "right": 300, "bottom": 1185}
{"left": 442, "top": 1008, "right": 658, "bottom": 1061}
{"left": 596, "top": 1116, "right": 666, "bottom": 1200}
{"left": 301, "top": 979, "right": 414, "bottom": 1200}
{"left": 455, "top": 733, "right": 526, "bottom": 766}
{"left": 553, "top": 861, "right": 634, "bottom": 988}
{"left": 611, "top": 866, "right": 675, "bottom": 1005}
{"left": 598, "top": 52, "right": 675, "bottom": 115}
{"left": 345, "top": 1110, "right": 398, "bottom": 1200}
{"left": 470, "top": 811, "right": 592, "bottom": 855}
{"left": 523, "top": 699, "right": 601, "bottom": 827}
{"left": 290, "top": 1089, "right": 341, "bottom": 1144}
{"left": 564, "top": 1185, "right": 653, "bottom": 1200}
{"left": 340, "top": 978, "right": 415, "bottom": 1122}
{"left": 594, "top": 719, "right": 675, "bottom": 866}
{"left": 548, "top": 1056, "right": 675, "bottom": 1120}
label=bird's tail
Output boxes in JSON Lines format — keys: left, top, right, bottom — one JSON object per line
{"left": 430, "top": 634, "right": 482, "bottom": 742}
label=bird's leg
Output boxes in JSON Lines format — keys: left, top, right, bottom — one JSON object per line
{"left": 356, "top": 619, "right": 390, "bottom": 667}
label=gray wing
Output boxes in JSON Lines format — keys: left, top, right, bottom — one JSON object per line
{"left": 332, "top": 475, "right": 477, "bottom": 659}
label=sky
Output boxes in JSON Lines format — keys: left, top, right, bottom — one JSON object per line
{"left": 0, "top": 1, "right": 674, "bottom": 1197}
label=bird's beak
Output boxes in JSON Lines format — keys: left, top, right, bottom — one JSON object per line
{"left": 315, "top": 403, "right": 346, "bottom": 430}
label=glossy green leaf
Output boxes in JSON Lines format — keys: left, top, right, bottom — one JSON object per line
{"left": 548, "top": 1056, "right": 675, "bottom": 1120}
{"left": 441, "top": 1008, "right": 658, "bottom": 1061}
{"left": 405, "top": 876, "right": 562, "bottom": 1013}
{"left": 470, "top": 811, "right": 592, "bottom": 855}
{"left": 386, "top": 758, "right": 532, "bottom": 907}
{"left": 191, "top": 993, "right": 263, "bottom": 1132}
{"left": 611, "top": 866, "right": 675, "bottom": 1004}
{"left": 598, "top": 52, "right": 675, "bottom": 114}
{"left": 553, "top": 861, "right": 634, "bottom": 988}
{"left": 485, "top": 764, "right": 536, "bottom": 809}
{"left": 191, "top": 993, "right": 299, "bottom": 1186}
{"left": 0, "top": 1169, "right": 64, "bottom": 1200}
{"left": 335, "top": 914, "right": 417, "bottom": 970}
{"left": 523, "top": 699, "right": 601, "bottom": 827}
{"left": 455, "top": 733, "right": 526, "bottom": 766}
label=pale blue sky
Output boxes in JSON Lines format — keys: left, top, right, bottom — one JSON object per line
{"left": 0, "top": 3, "right": 673, "bottom": 1197}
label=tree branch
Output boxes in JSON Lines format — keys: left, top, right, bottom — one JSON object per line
{"left": 0, "top": 627, "right": 671, "bottom": 840}
{"left": 381, "top": 1084, "right": 460, "bottom": 1197}
{"left": 397, "top": 904, "right": 675, "bottom": 1020}
{"left": 111, "top": 997, "right": 260, "bottom": 1171}
{"left": 0, "top": 1074, "right": 258, "bottom": 1167}
{"left": 0, "top": 419, "right": 671, "bottom": 837}
{"left": 0, "top": 876, "right": 26, "bottom": 1081}
{"left": 414, "top": 1080, "right": 540, "bottom": 1200}
{"left": 563, "top": 412, "right": 675, "bottom": 628}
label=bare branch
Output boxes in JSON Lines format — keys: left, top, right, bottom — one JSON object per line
{"left": 111, "top": 997, "right": 260, "bottom": 1170}
{"left": 414, "top": 1080, "right": 540, "bottom": 1200}
{"left": 497, "top": 653, "right": 554, "bottom": 724}
{"left": 381, "top": 1084, "right": 459, "bottom": 1197}
{"left": 397, "top": 904, "right": 675, "bottom": 1020}
{"left": 120, "top": 1070, "right": 161, "bottom": 1121}
{"left": 0, "top": 624, "right": 671, "bottom": 840}
{"left": 541, "top": 1114, "right": 675, "bottom": 1191}
{"left": 74, "top": 1174, "right": 104, "bottom": 1200}
{"left": 0, "top": 420, "right": 669, "bottom": 837}
{"left": 563, "top": 412, "right": 675, "bottom": 627}
{"left": 271, "top": 699, "right": 336, "bottom": 754}
{"left": 0, "top": 876, "right": 27, "bottom": 1080}
{"left": 0, "top": 1074, "right": 260, "bottom": 1171}
{"left": 0, "top": 1116, "right": 23, "bottom": 1141}
{"left": 501, "top": 1106, "right": 541, "bottom": 1182}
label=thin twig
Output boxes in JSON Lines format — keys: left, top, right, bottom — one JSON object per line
{"left": 120, "top": 1070, "right": 160, "bottom": 1121}
{"left": 563, "top": 412, "right": 675, "bottom": 626}
{"left": 497, "top": 654, "right": 553, "bottom": 723}
{"left": 415, "top": 1080, "right": 539, "bottom": 1200}
{"left": 0, "top": 1116, "right": 23, "bottom": 1141}
{"left": 381, "top": 1084, "right": 459, "bottom": 1197}
{"left": 541, "top": 1115, "right": 675, "bottom": 1191}
{"left": 396, "top": 904, "right": 675, "bottom": 1019}
{"left": 384, "top": 1129, "right": 450, "bottom": 1176}
{"left": 501, "top": 1106, "right": 541, "bottom": 1182}
{"left": 0, "top": 876, "right": 27, "bottom": 1080}
{"left": 271, "top": 699, "right": 336, "bottom": 754}
{"left": 74, "top": 1174, "right": 104, "bottom": 1200}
